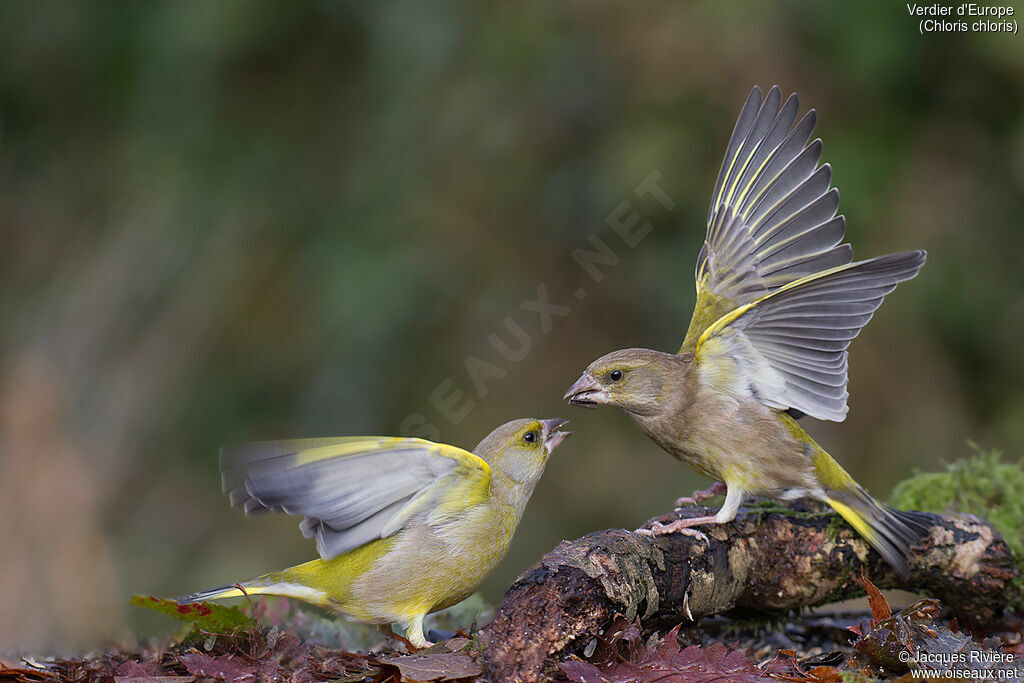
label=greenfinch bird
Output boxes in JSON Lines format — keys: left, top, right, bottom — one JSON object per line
{"left": 564, "top": 85, "right": 927, "bottom": 578}
{"left": 176, "top": 418, "right": 570, "bottom": 648}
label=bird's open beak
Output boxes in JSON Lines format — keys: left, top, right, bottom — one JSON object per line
{"left": 563, "top": 372, "right": 607, "bottom": 408}
{"left": 541, "top": 418, "right": 571, "bottom": 452}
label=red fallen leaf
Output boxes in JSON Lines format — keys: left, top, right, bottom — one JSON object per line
{"left": 560, "top": 625, "right": 794, "bottom": 683}
{"left": 558, "top": 659, "right": 614, "bottom": 683}
{"left": 859, "top": 567, "right": 891, "bottom": 622}
{"left": 178, "top": 653, "right": 256, "bottom": 680}
{"left": 561, "top": 623, "right": 847, "bottom": 683}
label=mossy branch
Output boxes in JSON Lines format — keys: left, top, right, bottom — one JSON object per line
{"left": 478, "top": 500, "right": 1019, "bottom": 683}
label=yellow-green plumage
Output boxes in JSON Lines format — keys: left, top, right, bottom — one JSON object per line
{"left": 177, "top": 418, "right": 570, "bottom": 647}
{"left": 565, "top": 85, "right": 928, "bottom": 578}
{"left": 680, "top": 277, "right": 735, "bottom": 355}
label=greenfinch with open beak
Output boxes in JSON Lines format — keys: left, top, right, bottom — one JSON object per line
{"left": 565, "top": 85, "right": 927, "bottom": 578}
{"left": 176, "top": 418, "right": 570, "bottom": 648}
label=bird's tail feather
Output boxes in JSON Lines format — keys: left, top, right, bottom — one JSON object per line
{"left": 175, "top": 583, "right": 259, "bottom": 604}
{"left": 175, "top": 572, "right": 330, "bottom": 606}
{"left": 825, "top": 487, "right": 931, "bottom": 580}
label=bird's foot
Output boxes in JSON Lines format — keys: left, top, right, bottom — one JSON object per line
{"left": 636, "top": 519, "right": 709, "bottom": 543}
{"left": 675, "top": 482, "right": 727, "bottom": 508}
{"left": 379, "top": 624, "right": 427, "bottom": 652}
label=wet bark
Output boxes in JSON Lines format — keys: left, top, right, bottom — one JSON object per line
{"left": 477, "top": 500, "right": 1019, "bottom": 683}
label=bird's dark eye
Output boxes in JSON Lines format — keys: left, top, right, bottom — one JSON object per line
{"left": 523, "top": 431, "right": 537, "bottom": 443}
{"left": 609, "top": 369, "right": 623, "bottom": 382}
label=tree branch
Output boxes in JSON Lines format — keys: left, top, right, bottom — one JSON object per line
{"left": 478, "top": 500, "right": 1019, "bottom": 683}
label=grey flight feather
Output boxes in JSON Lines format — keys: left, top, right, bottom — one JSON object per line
{"left": 222, "top": 437, "right": 364, "bottom": 510}
{"left": 699, "top": 251, "right": 926, "bottom": 422}
{"left": 698, "top": 85, "right": 852, "bottom": 307}
{"left": 220, "top": 437, "right": 471, "bottom": 560}
{"left": 752, "top": 251, "right": 925, "bottom": 420}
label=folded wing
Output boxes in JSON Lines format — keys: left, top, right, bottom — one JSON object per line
{"left": 221, "top": 436, "right": 491, "bottom": 560}
{"left": 682, "top": 85, "right": 852, "bottom": 352}
{"left": 694, "top": 251, "right": 926, "bottom": 421}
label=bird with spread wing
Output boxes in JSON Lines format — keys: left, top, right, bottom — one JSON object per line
{"left": 564, "top": 86, "right": 928, "bottom": 578}
{"left": 176, "top": 418, "right": 570, "bottom": 648}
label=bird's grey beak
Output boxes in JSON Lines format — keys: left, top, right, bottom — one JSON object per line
{"left": 563, "top": 372, "right": 607, "bottom": 408}
{"left": 541, "top": 418, "right": 570, "bottom": 452}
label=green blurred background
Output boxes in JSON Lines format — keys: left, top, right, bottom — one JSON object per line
{"left": 2, "top": 0, "right": 1022, "bottom": 654}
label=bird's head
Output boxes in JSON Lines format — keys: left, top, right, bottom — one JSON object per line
{"left": 474, "top": 417, "right": 570, "bottom": 493}
{"left": 564, "top": 348, "right": 688, "bottom": 416}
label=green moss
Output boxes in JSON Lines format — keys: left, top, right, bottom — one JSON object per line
{"left": 825, "top": 513, "right": 850, "bottom": 542}
{"left": 889, "top": 444, "right": 1024, "bottom": 591}
{"left": 745, "top": 498, "right": 834, "bottom": 521}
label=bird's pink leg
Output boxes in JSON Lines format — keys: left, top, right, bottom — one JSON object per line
{"left": 675, "top": 481, "right": 727, "bottom": 508}
{"left": 650, "top": 515, "right": 720, "bottom": 530}
{"left": 640, "top": 515, "right": 719, "bottom": 540}
{"left": 637, "top": 486, "right": 744, "bottom": 540}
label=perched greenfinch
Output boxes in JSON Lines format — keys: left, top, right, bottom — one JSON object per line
{"left": 564, "top": 85, "right": 927, "bottom": 578}
{"left": 176, "top": 418, "right": 570, "bottom": 648}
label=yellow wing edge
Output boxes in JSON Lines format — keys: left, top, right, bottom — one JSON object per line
{"left": 692, "top": 260, "right": 855, "bottom": 358}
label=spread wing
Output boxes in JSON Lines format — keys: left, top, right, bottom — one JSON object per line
{"left": 221, "top": 436, "right": 491, "bottom": 560}
{"left": 681, "top": 85, "right": 853, "bottom": 352}
{"left": 694, "top": 251, "right": 926, "bottom": 421}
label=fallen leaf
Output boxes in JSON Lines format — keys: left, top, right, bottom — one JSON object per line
{"left": 177, "top": 653, "right": 256, "bottom": 680}
{"left": 379, "top": 652, "right": 483, "bottom": 681}
{"left": 561, "top": 623, "right": 849, "bottom": 683}
{"left": 560, "top": 625, "right": 811, "bottom": 683}
{"left": 806, "top": 666, "right": 844, "bottom": 682}
{"left": 130, "top": 595, "right": 253, "bottom": 635}
{"left": 0, "top": 666, "right": 51, "bottom": 683}
{"left": 443, "top": 637, "right": 471, "bottom": 652}
{"left": 558, "top": 659, "right": 613, "bottom": 683}
{"left": 850, "top": 596, "right": 1023, "bottom": 680}
{"left": 859, "top": 568, "right": 891, "bottom": 622}
{"left": 115, "top": 661, "right": 164, "bottom": 677}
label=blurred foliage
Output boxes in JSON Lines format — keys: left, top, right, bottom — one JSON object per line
{"left": 1, "top": 0, "right": 1022, "bottom": 654}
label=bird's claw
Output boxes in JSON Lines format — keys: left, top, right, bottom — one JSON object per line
{"left": 674, "top": 482, "right": 727, "bottom": 508}
{"left": 636, "top": 520, "right": 709, "bottom": 543}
